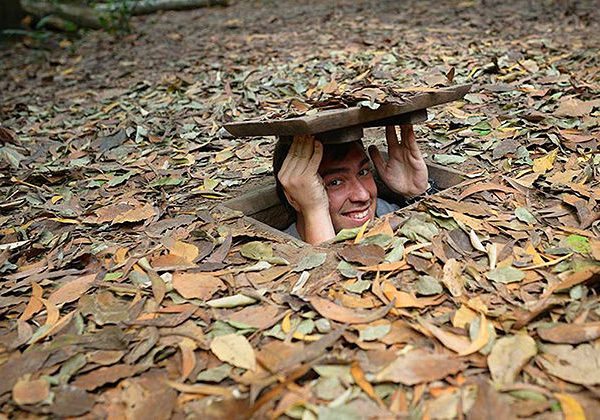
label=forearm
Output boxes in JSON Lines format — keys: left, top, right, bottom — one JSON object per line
{"left": 298, "top": 208, "right": 336, "bottom": 245}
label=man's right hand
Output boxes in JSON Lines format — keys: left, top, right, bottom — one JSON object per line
{"left": 277, "top": 135, "right": 335, "bottom": 244}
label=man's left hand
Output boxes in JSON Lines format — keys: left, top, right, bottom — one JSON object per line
{"left": 368, "top": 124, "right": 429, "bottom": 197}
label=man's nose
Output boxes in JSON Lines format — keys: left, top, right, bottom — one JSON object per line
{"left": 349, "top": 178, "right": 370, "bottom": 202}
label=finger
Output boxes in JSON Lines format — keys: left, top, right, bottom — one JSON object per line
{"left": 400, "top": 124, "right": 423, "bottom": 160}
{"left": 280, "top": 136, "right": 302, "bottom": 175}
{"left": 385, "top": 125, "right": 400, "bottom": 154}
{"left": 368, "top": 145, "right": 386, "bottom": 175}
{"left": 400, "top": 124, "right": 417, "bottom": 149}
{"left": 296, "top": 134, "right": 312, "bottom": 159}
{"left": 304, "top": 139, "right": 323, "bottom": 175}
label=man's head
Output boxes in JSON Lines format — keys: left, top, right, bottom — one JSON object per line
{"left": 273, "top": 139, "right": 378, "bottom": 233}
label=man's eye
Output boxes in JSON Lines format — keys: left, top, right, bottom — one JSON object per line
{"left": 358, "top": 168, "right": 371, "bottom": 177}
{"left": 327, "top": 179, "right": 342, "bottom": 187}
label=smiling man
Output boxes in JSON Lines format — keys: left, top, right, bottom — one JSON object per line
{"left": 273, "top": 125, "right": 429, "bottom": 244}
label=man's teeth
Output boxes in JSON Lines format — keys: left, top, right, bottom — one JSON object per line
{"left": 347, "top": 209, "right": 369, "bottom": 220}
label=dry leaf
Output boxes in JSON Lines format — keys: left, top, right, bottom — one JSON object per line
{"left": 441, "top": 258, "right": 465, "bottom": 297}
{"left": 382, "top": 281, "right": 445, "bottom": 309}
{"left": 308, "top": 296, "right": 393, "bottom": 324}
{"left": 165, "top": 240, "right": 199, "bottom": 263}
{"left": 538, "top": 322, "right": 600, "bottom": 344}
{"left": 540, "top": 343, "right": 600, "bottom": 385}
{"left": 487, "top": 335, "right": 537, "bottom": 385}
{"left": 210, "top": 334, "right": 256, "bottom": 371}
{"left": 351, "top": 362, "right": 384, "bottom": 407}
{"left": 532, "top": 149, "right": 558, "bottom": 174}
{"left": 12, "top": 377, "right": 50, "bottom": 406}
{"left": 48, "top": 274, "right": 96, "bottom": 306}
{"left": 112, "top": 203, "right": 155, "bottom": 225}
{"left": 374, "top": 349, "right": 465, "bottom": 385}
{"left": 554, "top": 393, "right": 586, "bottom": 420}
{"left": 19, "top": 283, "right": 43, "bottom": 321}
{"left": 172, "top": 272, "right": 225, "bottom": 300}
{"left": 178, "top": 337, "right": 197, "bottom": 381}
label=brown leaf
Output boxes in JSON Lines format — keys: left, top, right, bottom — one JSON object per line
{"left": 19, "top": 282, "right": 43, "bottom": 321}
{"left": 112, "top": 203, "right": 155, "bottom": 225}
{"left": 554, "top": 97, "right": 600, "bottom": 117}
{"left": 0, "top": 350, "right": 50, "bottom": 395}
{"left": 308, "top": 296, "right": 393, "bottom": 324}
{"left": 419, "top": 319, "right": 471, "bottom": 353}
{"left": 441, "top": 258, "right": 465, "bottom": 297}
{"left": 178, "top": 337, "right": 197, "bottom": 381}
{"left": 164, "top": 239, "right": 199, "bottom": 263}
{"left": 382, "top": 281, "right": 446, "bottom": 309}
{"left": 458, "top": 182, "right": 521, "bottom": 201}
{"left": 166, "top": 381, "right": 233, "bottom": 397}
{"left": 339, "top": 244, "right": 385, "bottom": 266}
{"left": 540, "top": 344, "right": 600, "bottom": 385}
{"left": 467, "top": 380, "right": 514, "bottom": 420}
{"left": 48, "top": 274, "right": 96, "bottom": 306}
{"left": 151, "top": 253, "right": 196, "bottom": 271}
{"left": 538, "top": 322, "right": 600, "bottom": 344}
{"left": 210, "top": 334, "right": 256, "bottom": 370}
{"left": 149, "top": 270, "right": 166, "bottom": 304}
{"left": 227, "top": 304, "right": 281, "bottom": 330}
{"left": 72, "top": 364, "right": 147, "bottom": 391}
{"left": 12, "top": 377, "right": 50, "bottom": 405}
{"left": 351, "top": 362, "right": 384, "bottom": 407}
{"left": 172, "top": 272, "right": 225, "bottom": 300}
{"left": 487, "top": 335, "right": 537, "bottom": 385}
{"left": 374, "top": 349, "right": 465, "bottom": 385}
{"left": 49, "top": 385, "right": 95, "bottom": 417}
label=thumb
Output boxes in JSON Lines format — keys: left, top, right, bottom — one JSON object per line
{"left": 368, "top": 145, "right": 385, "bottom": 175}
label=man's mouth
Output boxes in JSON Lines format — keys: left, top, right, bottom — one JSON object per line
{"left": 342, "top": 207, "right": 372, "bottom": 222}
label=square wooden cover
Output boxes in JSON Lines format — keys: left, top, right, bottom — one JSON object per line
{"left": 223, "top": 84, "right": 471, "bottom": 140}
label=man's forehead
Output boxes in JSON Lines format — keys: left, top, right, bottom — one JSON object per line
{"left": 319, "top": 143, "right": 369, "bottom": 174}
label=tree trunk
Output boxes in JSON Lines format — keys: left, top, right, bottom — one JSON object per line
{"left": 20, "top": 0, "right": 230, "bottom": 29}
{"left": 100, "top": 0, "right": 230, "bottom": 16}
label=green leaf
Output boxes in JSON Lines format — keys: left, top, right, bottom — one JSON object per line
{"left": 196, "top": 364, "right": 232, "bottom": 383}
{"left": 240, "top": 241, "right": 273, "bottom": 260}
{"left": 107, "top": 171, "right": 136, "bottom": 187}
{"left": 337, "top": 260, "right": 359, "bottom": 278}
{"left": 400, "top": 217, "right": 439, "bottom": 242}
{"left": 293, "top": 252, "right": 327, "bottom": 272}
{"left": 384, "top": 238, "right": 406, "bottom": 263}
{"left": 360, "top": 233, "right": 393, "bottom": 247}
{"left": 359, "top": 323, "right": 391, "bottom": 341}
{"left": 486, "top": 266, "right": 525, "bottom": 283}
{"left": 416, "top": 275, "right": 443, "bottom": 296}
{"left": 344, "top": 279, "right": 371, "bottom": 294}
{"left": 433, "top": 154, "right": 468, "bottom": 165}
{"left": 564, "top": 235, "right": 591, "bottom": 254}
{"left": 148, "top": 177, "right": 184, "bottom": 188}
{"left": 515, "top": 207, "right": 536, "bottom": 224}
{"left": 206, "top": 294, "right": 257, "bottom": 308}
{"left": 0, "top": 146, "right": 25, "bottom": 168}
{"left": 333, "top": 226, "right": 361, "bottom": 242}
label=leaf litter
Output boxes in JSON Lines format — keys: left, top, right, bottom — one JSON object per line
{"left": 1, "top": 0, "right": 599, "bottom": 418}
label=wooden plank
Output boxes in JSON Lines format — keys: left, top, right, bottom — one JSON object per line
{"left": 223, "top": 84, "right": 470, "bottom": 138}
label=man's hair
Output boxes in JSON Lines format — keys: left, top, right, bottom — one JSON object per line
{"left": 272, "top": 139, "right": 364, "bottom": 217}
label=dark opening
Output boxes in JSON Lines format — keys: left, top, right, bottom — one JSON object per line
{"left": 223, "top": 161, "right": 466, "bottom": 243}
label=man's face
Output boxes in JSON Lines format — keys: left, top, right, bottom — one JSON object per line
{"left": 318, "top": 142, "right": 378, "bottom": 232}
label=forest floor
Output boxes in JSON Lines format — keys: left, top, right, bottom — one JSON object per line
{"left": 1, "top": 0, "right": 599, "bottom": 418}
